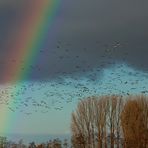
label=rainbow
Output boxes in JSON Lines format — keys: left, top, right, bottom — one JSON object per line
{"left": 0, "top": 0, "right": 61, "bottom": 133}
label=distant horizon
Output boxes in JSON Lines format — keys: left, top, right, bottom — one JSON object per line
{"left": 0, "top": 133, "right": 71, "bottom": 145}
{"left": 0, "top": 132, "right": 71, "bottom": 135}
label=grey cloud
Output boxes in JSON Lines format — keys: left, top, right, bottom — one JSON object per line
{"left": 0, "top": 0, "right": 148, "bottom": 83}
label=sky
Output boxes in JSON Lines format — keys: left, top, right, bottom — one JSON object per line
{"left": 0, "top": 0, "right": 148, "bottom": 135}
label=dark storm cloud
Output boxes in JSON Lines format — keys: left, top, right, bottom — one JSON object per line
{"left": 0, "top": 0, "right": 148, "bottom": 83}
{"left": 0, "top": 1, "right": 32, "bottom": 50}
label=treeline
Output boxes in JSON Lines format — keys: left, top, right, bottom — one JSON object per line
{"left": 71, "top": 95, "right": 148, "bottom": 148}
{"left": 28, "top": 139, "right": 69, "bottom": 148}
{"left": 0, "top": 137, "right": 69, "bottom": 148}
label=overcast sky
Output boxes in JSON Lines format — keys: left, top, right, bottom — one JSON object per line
{"left": 0, "top": 0, "right": 148, "bottom": 136}
{"left": 0, "top": 0, "right": 148, "bottom": 82}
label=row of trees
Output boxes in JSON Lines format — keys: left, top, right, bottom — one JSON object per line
{"left": 28, "top": 138, "right": 68, "bottom": 148}
{"left": 0, "top": 137, "right": 69, "bottom": 148}
{"left": 71, "top": 95, "right": 148, "bottom": 148}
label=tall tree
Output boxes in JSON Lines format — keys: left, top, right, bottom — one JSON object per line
{"left": 71, "top": 97, "right": 96, "bottom": 148}
{"left": 94, "top": 96, "right": 109, "bottom": 148}
{"left": 114, "top": 96, "right": 124, "bottom": 148}
{"left": 121, "top": 95, "right": 148, "bottom": 148}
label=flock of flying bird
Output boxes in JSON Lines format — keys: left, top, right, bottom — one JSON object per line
{"left": 0, "top": 40, "right": 148, "bottom": 115}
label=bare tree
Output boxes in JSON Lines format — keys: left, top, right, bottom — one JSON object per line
{"left": 71, "top": 95, "right": 148, "bottom": 148}
{"left": 121, "top": 95, "right": 148, "bottom": 148}
{"left": 114, "top": 96, "right": 124, "bottom": 148}
{"left": 135, "top": 95, "right": 148, "bottom": 148}
{"left": 94, "top": 96, "right": 109, "bottom": 148}
{"left": 71, "top": 97, "right": 96, "bottom": 148}
{"left": 106, "top": 95, "right": 118, "bottom": 148}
